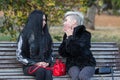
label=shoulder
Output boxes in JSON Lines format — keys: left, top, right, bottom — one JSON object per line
{"left": 85, "top": 30, "right": 91, "bottom": 36}
{"left": 81, "top": 25, "right": 91, "bottom": 36}
{"left": 77, "top": 25, "right": 91, "bottom": 37}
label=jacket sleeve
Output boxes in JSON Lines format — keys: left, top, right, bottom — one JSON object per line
{"left": 16, "top": 35, "right": 36, "bottom": 66}
{"left": 62, "top": 32, "right": 91, "bottom": 57}
{"left": 58, "top": 39, "right": 71, "bottom": 57}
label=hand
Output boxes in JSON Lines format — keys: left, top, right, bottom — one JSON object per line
{"left": 35, "top": 62, "right": 49, "bottom": 68}
{"left": 63, "top": 26, "right": 73, "bottom": 37}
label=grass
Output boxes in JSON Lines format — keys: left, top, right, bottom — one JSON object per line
{"left": 49, "top": 26, "right": 120, "bottom": 45}
{"left": 49, "top": 26, "right": 64, "bottom": 42}
{"left": 88, "top": 26, "right": 120, "bottom": 44}
{"left": 0, "top": 26, "right": 120, "bottom": 45}
{"left": 0, "top": 34, "right": 12, "bottom": 41}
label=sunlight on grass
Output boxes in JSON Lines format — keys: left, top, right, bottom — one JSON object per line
{"left": 87, "top": 26, "right": 120, "bottom": 44}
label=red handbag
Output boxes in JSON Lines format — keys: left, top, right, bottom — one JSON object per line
{"left": 53, "top": 59, "right": 66, "bottom": 76}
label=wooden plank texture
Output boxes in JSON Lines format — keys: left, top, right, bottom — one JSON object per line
{"left": 0, "top": 42, "right": 120, "bottom": 80}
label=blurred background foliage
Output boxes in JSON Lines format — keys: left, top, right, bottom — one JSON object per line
{"left": 0, "top": 0, "right": 120, "bottom": 41}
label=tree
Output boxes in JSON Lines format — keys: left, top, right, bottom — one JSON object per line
{"left": 84, "top": 0, "right": 97, "bottom": 30}
{"left": 0, "top": 0, "right": 95, "bottom": 40}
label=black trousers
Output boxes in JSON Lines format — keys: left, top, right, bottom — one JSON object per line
{"left": 23, "top": 66, "right": 53, "bottom": 80}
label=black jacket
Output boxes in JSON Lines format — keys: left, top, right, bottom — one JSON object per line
{"left": 59, "top": 25, "right": 96, "bottom": 71}
{"left": 16, "top": 33, "right": 53, "bottom": 68}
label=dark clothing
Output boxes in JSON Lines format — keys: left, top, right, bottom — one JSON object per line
{"left": 16, "top": 33, "right": 53, "bottom": 70}
{"left": 24, "top": 66, "right": 53, "bottom": 80}
{"left": 16, "top": 10, "right": 53, "bottom": 80}
{"left": 59, "top": 25, "right": 96, "bottom": 71}
{"left": 16, "top": 33, "right": 53, "bottom": 80}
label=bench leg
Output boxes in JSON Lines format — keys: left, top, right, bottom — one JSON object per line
{"left": 111, "top": 71, "right": 114, "bottom": 80}
{"left": 111, "top": 66, "right": 114, "bottom": 80}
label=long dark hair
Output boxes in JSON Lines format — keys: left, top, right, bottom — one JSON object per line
{"left": 20, "top": 10, "right": 52, "bottom": 56}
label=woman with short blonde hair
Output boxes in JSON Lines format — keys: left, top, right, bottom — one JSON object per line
{"left": 59, "top": 11, "right": 96, "bottom": 80}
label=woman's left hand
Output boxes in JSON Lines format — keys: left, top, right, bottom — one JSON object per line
{"left": 42, "top": 62, "right": 49, "bottom": 68}
{"left": 35, "top": 62, "right": 49, "bottom": 68}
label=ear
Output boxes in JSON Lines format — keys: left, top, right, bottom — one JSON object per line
{"left": 71, "top": 19, "right": 77, "bottom": 29}
{"left": 73, "top": 19, "right": 77, "bottom": 24}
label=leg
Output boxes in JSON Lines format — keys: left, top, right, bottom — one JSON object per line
{"left": 68, "top": 66, "right": 80, "bottom": 80}
{"left": 23, "top": 66, "right": 46, "bottom": 80}
{"left": 79, "top": 66, "right": 95, "bottom": 80}
{"left": 45, "top": 70, "right": 53, "bottom": 80}
{"left": 35, "top": 68, "right": 46, "bottom": 80}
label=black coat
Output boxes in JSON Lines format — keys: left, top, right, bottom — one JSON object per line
{"left": 16, "top": 32, "right": 53, "bottom": 68}
{"left": 58, "top": 25, "right": 96, "bottom": 71}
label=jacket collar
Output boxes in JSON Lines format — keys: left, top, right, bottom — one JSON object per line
{"left": 63, "top": 25, "right": 86, "bottom": 40}
{"left": 73, "top": 25, "right": 86, "bottom": 35}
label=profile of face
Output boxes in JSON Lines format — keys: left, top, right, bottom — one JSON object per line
{"left": 42, "top": 15, "right": 46, "bottom": 28}
{"left": 63, "top": 16, "right": 76, "bottom": 31}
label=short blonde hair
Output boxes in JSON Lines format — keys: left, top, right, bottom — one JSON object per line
{"left": 64, "top": 11, "right": 84, "bottom": 25}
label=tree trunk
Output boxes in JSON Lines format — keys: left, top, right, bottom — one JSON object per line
{"left": 85, "top": 4, "right": 96, "bottom": 30}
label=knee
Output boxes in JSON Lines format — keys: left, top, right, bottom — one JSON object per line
{"left": 79, "top": 75, "right": 89, "bottom": 80}
{"left": 69, "top": 66, "right": 79, "bottom": 73}
{"left": 36, "top": 68, "right": 46, "bottom": 74}
{"left": 68, "top": 66, "right": 80, "bottom": 79}
{"left": 47, "top": 70, "right": 52, "bottom": 74}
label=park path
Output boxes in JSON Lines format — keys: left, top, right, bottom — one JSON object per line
{"left": 95, "top": 14, "right": 120, "bottom": 27}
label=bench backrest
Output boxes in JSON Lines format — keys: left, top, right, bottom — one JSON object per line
{"left": 53, "top": 42, "right": 120, "bottom": 70}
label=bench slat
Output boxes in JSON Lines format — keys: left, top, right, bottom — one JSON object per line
{"left": 0, "top": 42, "right": 119, "bottom": 80}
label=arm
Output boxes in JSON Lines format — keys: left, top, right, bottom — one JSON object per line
{"left": 16, "top": 35, "right": 36, "bottom": 66}
{"left": 65, "top": 32, "right": 91, "bottom": 57}
{"left": 59, "top": 37, "right": 71, "bottom": 57}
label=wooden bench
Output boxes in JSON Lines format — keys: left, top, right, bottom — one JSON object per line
{"left": 0, "top": 42, "right": 120, "bottom": 80}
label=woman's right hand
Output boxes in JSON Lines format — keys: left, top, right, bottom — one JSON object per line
{"left": 63, "top": 26, "right": 73, "bottom": 37}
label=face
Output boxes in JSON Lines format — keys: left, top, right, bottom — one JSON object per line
{"left": 63, "top": 16, "right": 72, "bottom": 28}
{"left": 63, "top": 16, "right": 75, "bottom": 31}
{"left": 42, "top": 15, "right": 46, "bottom": 28}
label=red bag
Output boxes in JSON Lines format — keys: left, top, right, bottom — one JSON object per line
{"left": 53, "top": 59, "right": 66, "bottom": 76}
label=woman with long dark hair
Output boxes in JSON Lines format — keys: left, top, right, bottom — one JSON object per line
{"left": 16, "top": 10, "right": 53, "bottom": 80}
